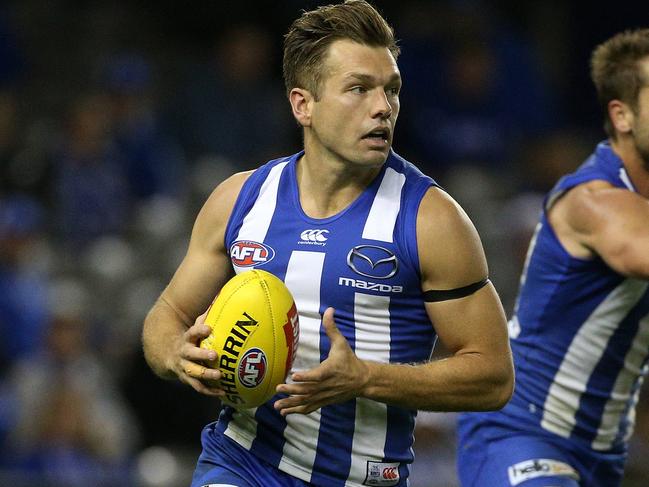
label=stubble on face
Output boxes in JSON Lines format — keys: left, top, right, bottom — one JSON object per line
{"left": 306, "top": 40, "right": 401, "bottom": 170}
{"left": 632, "top": 61, "right": 649, "bottom": 169}
{"left": 632, "top": 87, "right": 649, "bottom": 170}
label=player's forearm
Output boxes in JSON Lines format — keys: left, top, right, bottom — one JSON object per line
{"left": 361, "top": 351, "right": 513, "bottom": 411}
{"left": 142, "top": 298, "right": 189, "bottom": 380}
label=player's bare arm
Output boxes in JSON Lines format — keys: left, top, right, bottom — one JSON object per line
{"left": 549, "top": 179, "right": 649, "bottom": 278}
{"left": 142, "top": 171, "right": 251, "bottom": 395}
{"left": 359, "top": 187, "right": 513, "bottom": 411}
{"left": 274, "top": 187, "right": 514, "bottom": 414}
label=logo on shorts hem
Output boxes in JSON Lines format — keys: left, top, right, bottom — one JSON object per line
{"left": 364, "top": 461, "right": 400, "bottom": 486}
{"left": 508, "top": 458, "right": 580, "bottom": 486}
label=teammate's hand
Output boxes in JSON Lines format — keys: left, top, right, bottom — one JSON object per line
{"left": 174, "top": 311, "right": 224, "bottom": 397}
{"left": 273, "top": 307, "right": 369, "bottom": 415}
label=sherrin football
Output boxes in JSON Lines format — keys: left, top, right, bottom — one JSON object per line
{"left": 200, "top": 269, "right": 299, "bottom": 408}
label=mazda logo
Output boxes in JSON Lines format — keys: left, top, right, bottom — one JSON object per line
{"left": 346, "top": 245, "right": 398, "bottom": 279}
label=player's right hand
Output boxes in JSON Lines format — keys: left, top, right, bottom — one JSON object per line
{"left": 175, "top": 311, "right": 224, "bottom": 397}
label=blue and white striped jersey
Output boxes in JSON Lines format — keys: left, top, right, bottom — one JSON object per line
{"left": 473, "top": 141, "right": 649, "bottom": 453}
{"left": 208, "top": 150, "right": 436, "bottom": 486}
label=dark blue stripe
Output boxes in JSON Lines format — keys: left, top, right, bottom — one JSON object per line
{"left": 249, "top": 400, "right": 289, "bottom": 465}
{"left": 383, "top": 294, "right": 416, "bottom": 475}
{"left": 310, "top": 402, "right": 357, "bottom": 486}
{"left": 311, "top": 302, "right": 356, "bottom": 486}
{"left": 215, "top": 406, "right": 235, "bottom": 434}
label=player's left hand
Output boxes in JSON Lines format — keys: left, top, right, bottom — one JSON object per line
{"left": 274, "top": 307, "right": 369, "bottom": 415}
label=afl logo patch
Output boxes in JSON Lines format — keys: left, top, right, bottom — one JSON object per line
{"left": 238, "top": 348, "right": 267, "bottom": 388}
{"left": 230, "top": 240, "right": 275, "bottom": 267}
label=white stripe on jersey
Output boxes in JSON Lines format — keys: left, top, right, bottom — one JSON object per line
{"left": 541, "top": 279, "right": 649, "bottom": 445}
{"left": 223, "top": 408, "right": 258, "bottom": 450}
{"left": 594, "top": 311, "right": 649, "bottom": 450}
{"left": 225, "top": 161, "right": 299, "bottom": 448}
{"left": 279, "top": 250, "right": 326, "bottom": 480}
{"left": 348, "top": 292, "right": 391, "bottom": 485}
{"left": 619, "top": 167, "right": 635, "bottom": 191}
{"left": 362, "top": 167, "right": 405, "bottom": 242}
{"left": 233, "top": 160, "right": 289, "bottom": 273}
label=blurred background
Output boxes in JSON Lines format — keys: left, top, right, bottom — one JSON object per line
{"left": 0, "top": 1, "right": 648, "bottom": 486}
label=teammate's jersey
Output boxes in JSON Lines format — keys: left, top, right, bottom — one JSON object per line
{"left": 465, "top": 141, "right": 649, "bottom": 454}
{"left": 210, "top": 150, "right": 436, "bottom": 486}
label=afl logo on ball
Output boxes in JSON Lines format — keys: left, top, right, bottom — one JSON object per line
{"left": 230, "top": 240, "right": 275, "bottom": 267}
{"left": 238, "top": 348, "right": 267, "bottom": 388}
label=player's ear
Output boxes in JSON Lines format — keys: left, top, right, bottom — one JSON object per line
{"left": 289, "top": 87, "right": 314, "bottom": 127}
{"left": 608, "top": 99, "right": 633, "bottom": 135}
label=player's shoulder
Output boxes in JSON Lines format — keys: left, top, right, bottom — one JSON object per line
{"left": 204, "top": 170, "right": 254, "bottom": 213}
{"left": 551, "top": 179, "right": 626, "bottom": 230}
{"left": 417, "top": 186, "right": 472, "bottom": 232}
{"left": 200, "top": 154, "right": 298, "bottom": 227}
{"left": 192, "top": 170, "right": 255, "bottom": 243}
{"left": 416, "top": 186, "right": 487, "bottom": 286}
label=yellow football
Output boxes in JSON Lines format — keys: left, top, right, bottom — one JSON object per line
{"left": 200, "top": 269, "right": 299, "bottom": 408}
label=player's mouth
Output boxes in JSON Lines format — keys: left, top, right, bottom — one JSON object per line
{"left": 362, "top": 127, "right": 390, "bottom": 148}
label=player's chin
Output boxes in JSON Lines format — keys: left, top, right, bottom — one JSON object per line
{"left": 365, "top": 150, "right": 390, "bottom": 166}
{"left": 356, "top": 146, "right": 390, "bottom": 166}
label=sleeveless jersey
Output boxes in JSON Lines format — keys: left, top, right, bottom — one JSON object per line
{"left": 468, "top": 141, "right": 649, "bottom": 453}
{"left": 212, "top": 150, "right": 436, "bottom": 486}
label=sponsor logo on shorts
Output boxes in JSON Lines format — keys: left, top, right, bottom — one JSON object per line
{"left": 230, "top": 240, "right": 275, "bottom": 267}
{"left": 508, "top": 458, "right": 580, "bottom": 486}
{"left": 364, "top": 461, "right": 400, "bottom": 486}
{"left": 238, "top": 347, "right": 267, "bottom": 388}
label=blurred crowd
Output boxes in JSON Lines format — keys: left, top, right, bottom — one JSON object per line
{"left": 0, "top": 1, "right": 648, "bottom": 486}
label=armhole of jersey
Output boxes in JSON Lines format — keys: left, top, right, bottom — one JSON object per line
{"left": 542, "top": 174, "right": 616, "bottom": 264}
{"left": 544, "top": 172, "right": 617, "bottom": 213}
{"left": 223, "top": 165, "right": 271, "bottom": 250}
{"left": 396, "top": 179, "right": 436, "bottom": 279}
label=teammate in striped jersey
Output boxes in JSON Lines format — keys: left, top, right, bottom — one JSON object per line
{"left": 457, "top": 29, "right": 649, "bottom": 487}
{"left": 142, "top": 1, "right": 513, "bottom": 486}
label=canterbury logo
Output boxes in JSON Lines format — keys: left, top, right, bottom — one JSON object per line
{"left": 300, "top": 229, "right": 329, "bottom": 242}
{"left": 383, "top": 467, "right": 398, "bottom": 480}
{"left": 365, "top": 461, "right": 400, "bottom": 486}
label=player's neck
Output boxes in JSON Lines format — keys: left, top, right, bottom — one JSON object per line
{"left": 296, "top": 152, "right": 383, "bottom": 219}
{"left": 611, "top": 137, "right": 649, "bottom": 198}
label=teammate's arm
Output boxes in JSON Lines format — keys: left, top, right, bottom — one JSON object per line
{"left": 548, "top": 180, "right": 649, "bottom": 279}
{"left": 274, "top": 187, "right": 514, "bottom": 413}
{"left": 142, "top": 171, "right": 251, "bottom": 395}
